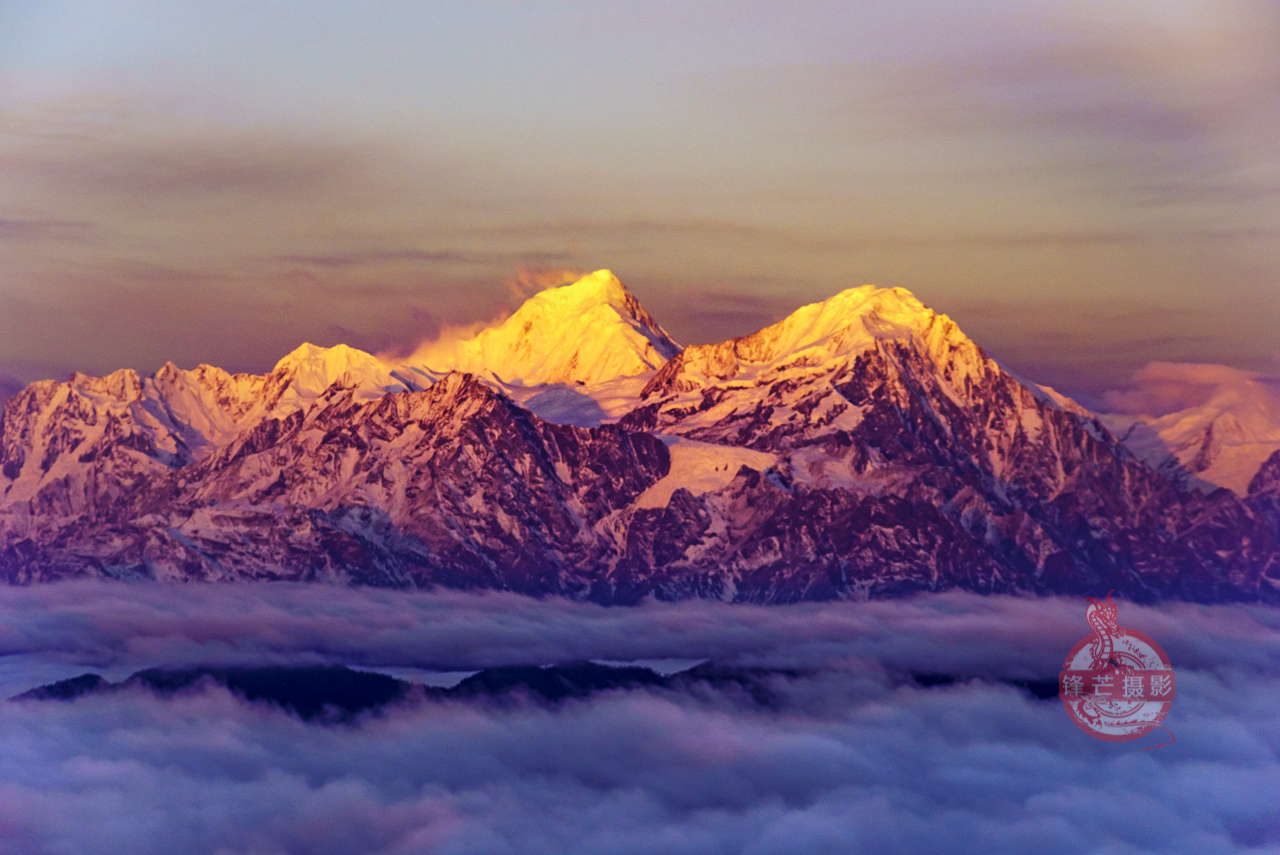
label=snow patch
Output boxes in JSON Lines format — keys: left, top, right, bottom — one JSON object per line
{"left": 634, "top": 438, "right": 776, "bottom": 509}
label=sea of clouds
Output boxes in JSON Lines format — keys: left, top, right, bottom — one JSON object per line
{"left": 1, "top": 582, "right": 1277, "bottom": 854}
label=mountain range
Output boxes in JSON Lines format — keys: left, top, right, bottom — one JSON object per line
{"left": 2, "top": 270, "right": 1277, "bottom": 602}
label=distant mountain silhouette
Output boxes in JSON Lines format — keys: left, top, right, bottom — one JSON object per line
{"left": 12, "top": 661, "right": 1064, "bottom": 720}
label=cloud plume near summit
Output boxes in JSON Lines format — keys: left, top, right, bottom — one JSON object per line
{"left": 399, "top": 266, "right": 588, "bottom": 366}
{"left": 507, "top": 266, "right": 587, "bottom": 301}
{"left": 1, "top": 583, "right": 1277, "bottom": 854}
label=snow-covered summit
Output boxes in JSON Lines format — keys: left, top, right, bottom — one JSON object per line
{"left": 267, "top": 343, "right": 423, "bottom": 411}
{"left": 0, "top": 341, "right": 433, "bottom": 511}
{"left": 737, "top": 285, "right": 948, "bottom": 361}
{"left": 1101, "top": 364, "right": 1280, "bottom": 496}
{"left": 643, "top": 285, "right": 980, "bottom": 399}
{"left": 409, "top": 270, "right": 680, "bottom": 386}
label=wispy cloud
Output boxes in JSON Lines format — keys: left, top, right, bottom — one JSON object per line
{"left": 277, "top": 250, "right": 477, "bottom": 268}
{"left": 3, "top": 121, "right": 376, "bottom": 204}
{"left": 506, "top": 266, "right": 587, "bottom": 301}
{"left": 642, "top": 289, "right": 797, "bottom": 346}
{"left": 698, "top": 1, "right": 1280, "bottom": 234}
{"left": 936, "top": 297, "right": 1276, "bottom": 401}
{"left": 1101, "top": 361, "right": 1280, "bottom": 418}
{"left": 275, "top": 249, "right": 576, "bottom": 271}
{"left": 0, "top": 217, "right": 94, "bottom": 242}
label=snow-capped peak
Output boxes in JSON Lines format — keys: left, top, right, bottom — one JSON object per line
{"left": 735, "top": 285, "right": 954, "bottom": 362}
{"left": 409, "top": 269, "right": 680, "bottom": 385}
{"left": 643, "top": 284, "right": 980, "bottom": 398}
{"left": 270, "top": 343, "right": 407, "bottom": 400}
{"left": 1100, "top": 363, "right": 1280, "bottom": 495}
{"left": 267, "top": 341, "right": 447, "bottom": 416}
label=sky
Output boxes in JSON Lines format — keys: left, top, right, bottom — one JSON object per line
{"left": 1, "top": 1, "right": 1278, "bottom": 401}
{"left": 2, "top": 583, "right": 1279, "bottom": 853}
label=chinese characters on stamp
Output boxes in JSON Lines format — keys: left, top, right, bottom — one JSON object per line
{"left": 1059, "top": 593, "right": 1175, "bottom": 744}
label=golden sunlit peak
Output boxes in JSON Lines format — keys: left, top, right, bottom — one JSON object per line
{"left": 408, "top": 268, "right": 679, "bottom": 385}
{"left": 527, "top": 269, "right": 628, "bottom": 304}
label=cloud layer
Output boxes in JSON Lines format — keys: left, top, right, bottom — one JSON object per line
{"left": 1, "top": 583, "right": 1277, "bottom": 854}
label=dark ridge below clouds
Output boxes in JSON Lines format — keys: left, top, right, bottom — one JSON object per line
{"left": 4, "top": 583, "right": 1279, "bottom": 686}
{"left": 0, "top": 583, "right": 1277, "bottom": 854}
{"left": 11, "top": 661, "right": 774, "bottom": 719}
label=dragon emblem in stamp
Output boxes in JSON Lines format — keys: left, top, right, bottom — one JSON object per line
{"left": 1059, "top": 593, "right": 1175, "bottom": 745}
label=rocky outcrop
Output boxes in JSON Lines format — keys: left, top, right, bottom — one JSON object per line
{"left": 1, "top": 373, "right": 670, "bottom": 592}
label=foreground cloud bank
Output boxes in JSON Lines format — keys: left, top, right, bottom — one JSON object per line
{"left": 1, "top": 583, "right": 1278, "bottom": 854}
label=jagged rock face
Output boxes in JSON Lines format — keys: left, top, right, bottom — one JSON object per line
{"left": 1249, "top": 450, "right": 1280, "bottom": 498}
{"left": 0, "top": 345, "right": 433, "bottom": 525}
{"left": 619, "top": 287, "right": 1277, "bottom": 603}
{"left": 0, "top": 372, "right": 193, "bottom": 531}
{"left": 1246, "top": 451, "right": 1280, "bottom": 581}
{"left": 606, "top": 468, "right": 1011, "bottom": 604}
{"left": 1, "top": 374, "right": 671, "bottom": 592}
{"left": 171, "top": 374, "right": 670, "bottom": 591}
{"left": 2, "top": 281, "right": 1278, "bottom": 603}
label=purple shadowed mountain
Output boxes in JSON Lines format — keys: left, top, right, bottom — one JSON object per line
{"left": 2, "top": 271, "right": 1277, "bottom": 602}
